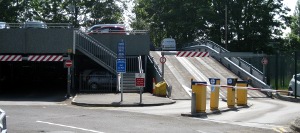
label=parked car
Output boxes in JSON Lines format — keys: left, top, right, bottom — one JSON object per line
{"left": 0, "top": 22, "right": 10, "bottom": 29}
{"left": 288, "top": 74, "right": 300, "bottom": 96}
{"left": 86, "top": 24, "right": 125, "bottom": 34}
{"left": 21, "top": 21, "right": 47, "bottom": 29}
{"left": 82, "top": 70, "right": 116, "bottom": 90}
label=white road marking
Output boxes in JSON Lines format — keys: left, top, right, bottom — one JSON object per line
{"left": 176, "top": 57, "right": 208, "bottom": 82}
{"left": 36, "top": 121, "right": 104, "bottom": 133}
{"left": 157, "top": 51, "right": 192, "bottom": 96}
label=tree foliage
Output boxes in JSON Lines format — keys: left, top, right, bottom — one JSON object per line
{"left": 133, "top": 0, "right": 290, "bottom": 53}
{"left": 0, "top": 0, "right": 21, "bottom": 22}
{"left": 286, "top": 0, "right": 300, "bottom": 51}
{"left": 0, "top": 0, "right": 124, "bottom": 28}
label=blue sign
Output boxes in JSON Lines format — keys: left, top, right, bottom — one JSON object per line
{"left": 210, "top": 79, "right": 215, "bottom": 92}
{"left": 118, "top": 41, "right": 126, "bottom": 59}
{"left": 227, "top": 79, "right": 233, "bottom": 84}
{"left": 116, "top": 59, "right": 126, "bottom": 73}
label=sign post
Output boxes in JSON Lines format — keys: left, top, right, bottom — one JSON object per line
{"left": 117, "top": 40, "right": 126, "bottom": 102}
{"left": 261, "top": 57, "right": 268, "bottom": 82}
{"left": 65, "top": 59, "right": 72, "bottom": 98}
{"left": 160, "top": 55, "right": 166, "bottom": 79}
{"left": 135, "top": 73, "right": 145, "bottom": 104}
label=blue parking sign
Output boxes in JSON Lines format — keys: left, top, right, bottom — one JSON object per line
{"left": 118, "top": 41, "right": 126, "bottom": 59}
{"left": 116, "top": 59, "right": 126, "bottom": 73}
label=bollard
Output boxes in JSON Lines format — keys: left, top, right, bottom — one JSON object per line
{"left": 209, "top": 78, "right": 220, "bottom": 111}
{"left": 236, "top": 81, "right": 248, "bottom": 106}
{"left": 191, "top": 92, "right": 196, "bottom": 115}
{"left": 227, "top": 78, "right": 238, "bottom": 108}
{"left": 192, "top": 81, "right": 207, "bottom": 113}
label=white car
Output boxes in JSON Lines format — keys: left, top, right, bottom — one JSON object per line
{"left": 0, "top": 109, "right": 7, "bottom": 133}
{"left": 288, "top": 74, "right": 300, "bottom": 96}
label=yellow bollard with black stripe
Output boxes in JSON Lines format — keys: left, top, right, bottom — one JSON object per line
{"left": 236, "top": 81, "right": 248, "bottom": 106}
{"left": 227, "top": 78, "right": 238, "bottom": 108}
{"left": 192, "top": 81, "right": 207, "bottom": 113}
{"left": 209, "top": 78, "right": 220, "bottom": 111}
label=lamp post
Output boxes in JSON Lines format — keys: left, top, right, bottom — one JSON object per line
{"left": 225, "top": 0, "right": 228, "bottom": 50}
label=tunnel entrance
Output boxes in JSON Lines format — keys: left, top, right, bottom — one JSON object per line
{"left": 0, "top": 61, "right": 68, "bottom": 101}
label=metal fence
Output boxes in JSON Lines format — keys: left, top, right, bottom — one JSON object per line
{"left": 0, "top": 109, "right": 7, "bottom": 133}
{"left": 79, "top": 74, "right": 115, "bottom": 93}
{"left": 243, "top": 52, "right": 298, "bottom": 90}
{"left": 5, "top": 23, "right": 73, "bottom": 29}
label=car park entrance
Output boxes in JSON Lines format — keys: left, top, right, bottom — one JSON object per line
{"left": 0, "top": 61, "right": 67, "bottom": 97}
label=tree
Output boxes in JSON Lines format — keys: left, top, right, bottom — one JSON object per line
{"left": 133, "top": 0, "right": 210, "bottom": 47}
{"left": 0, "top": 0, "right": 124, "bottom": 28}
{"left": 133, "top": 0, "right": 290, "bottom": 52}
{"left": 287, "top": 0, "right": 300, "bottom": 51}
{"left": 0, "top": 0, "right": 21, "bottom": 22}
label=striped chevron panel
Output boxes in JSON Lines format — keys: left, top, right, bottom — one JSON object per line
{"left": 0, "top": 55, "right": 22, "bottom": 61}
{"left": 176, "top": 51, "right": 209, "bottom": 57}
{"left": 28, "top": 55, "right": 63, "bottom": 61}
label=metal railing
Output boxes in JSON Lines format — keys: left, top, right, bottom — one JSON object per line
{"left": 0, "top": 109, "right": 7, "bottom": 133}
{"left": 148, "top": 55, "right": 163, "bottom": 82}
{"left": 79, "top": 74, "right": 115, "bottom": 92}
{"left": 183, "top": 40, "right": 270, "bottom": 89}
{"left": 120, "top": 56, "right": 145, "bottom": 92}
{"left": 138, "top": 56, "right": 144, "bottom": 73}
{"left": 5, "top": 23, "right": 73, "bottom": 29}
{"left": 75, "top": 30, "right": 117, "bottom": 74}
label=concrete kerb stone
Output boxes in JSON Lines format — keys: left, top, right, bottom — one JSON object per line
{"left": 290, "top": 116, "right": 300, "bottom": 133}
{"left": 71, "top": 94, "right": 176, "bottom": 107}
{"left": 71, "top": 100, "right": 176, "bottom": 107}
{"left": 274, "top": 93, "right": 300, "bottom": 103}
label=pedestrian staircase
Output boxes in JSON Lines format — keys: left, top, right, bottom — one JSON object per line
{"left": 75, "top": 31, "right": 143, "bottom": 92}
{"left": 75, "top": 30, "right": 117, "bottom": 74}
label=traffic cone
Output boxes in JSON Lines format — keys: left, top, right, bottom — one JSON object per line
{"left": 152, "top": 78, "right": 156, "bottom": 95}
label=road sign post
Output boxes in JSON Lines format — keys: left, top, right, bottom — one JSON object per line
{"left": 160, "top": 55, "right": 166, "bottom": 79}
{"left": 135, "top": 73, "right": 145, "bottom": 104}
{"left": 64, "top": 60, "right": 72, "bottom": 98}
{"left": 261, "top": 57, "right": 268, "bottom": 83}
{"left": 117, "top": 40, "right": 126, "bottom": 102}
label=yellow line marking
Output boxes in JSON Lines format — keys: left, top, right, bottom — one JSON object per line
{"left": 273, "top": 127, "right": 282, "bottom": 133}
{"left": 279, "top": 127, "right": 287, "bottom": 132}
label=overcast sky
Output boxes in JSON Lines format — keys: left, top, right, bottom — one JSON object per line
{"left": 282, "top": 0, "right": 297, "bottom": 36}
{"left": 283, "top": 0, "right": 297, "bottom": 15}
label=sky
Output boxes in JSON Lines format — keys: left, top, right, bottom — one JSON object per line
{"left": 283, "top": 0, "right": 297, "bottom": 36}
{"left": 283, "top": 0, "right": 297, "bottom": 15}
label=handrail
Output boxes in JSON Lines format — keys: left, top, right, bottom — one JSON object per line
{"left": 6, "top": 23, "right": 73, "bottom": 29}
{"left": 75, "top": 30, "right": 117, "bottom": 74}
{"left": 184, "top": 40, "right": 263, "bottom": 76}
{"left": 138, "top": 56, "right": 144, "bottom": 73}
{"left": 148, "top": 55, "right": 162, "bottom": 78}
{"left": 182, "top": 40, "right": 269, "bottom": 89}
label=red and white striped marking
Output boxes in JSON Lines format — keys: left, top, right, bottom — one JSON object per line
{"left": 176, "top": 51, "right": 209, "bottom": 57}
{"left": 0, "top": 55, "right": 22, "bottom": 61}
{"left": 28, "top": 55, "right": 63, "bottom": 62}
